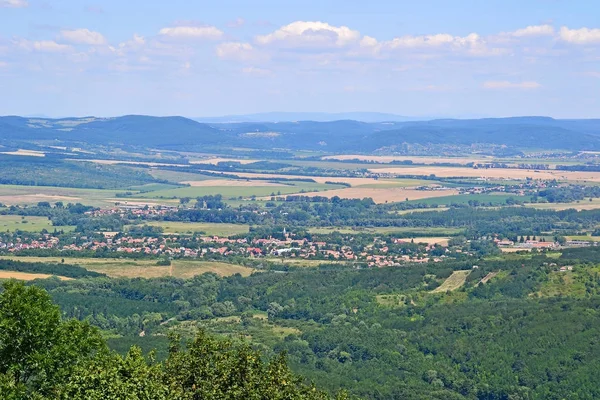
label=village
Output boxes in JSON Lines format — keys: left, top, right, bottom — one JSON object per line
{"left": 1, "top": 223, "right": 596, "bottom": 269}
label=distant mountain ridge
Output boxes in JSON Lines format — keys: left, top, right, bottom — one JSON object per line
{"left": 195, "top": 112, "right": 428, "bottom": 123}
{"left": 2, "top": 114, "right": 600, "bottom": 154}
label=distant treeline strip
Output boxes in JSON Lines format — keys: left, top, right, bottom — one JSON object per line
{"left": 0, "top": 259, "right": 105, "bottom": 278}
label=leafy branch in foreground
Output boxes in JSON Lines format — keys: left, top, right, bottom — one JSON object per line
{"left": 0, "top": 281, "right": 343, "bottom": 399}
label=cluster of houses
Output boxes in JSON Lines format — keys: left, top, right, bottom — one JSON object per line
{"left": 0, "top": 228, "right": 449, "bottom": 266}
{"left": 495, "top": 237, "right": 595, "bottom": 251}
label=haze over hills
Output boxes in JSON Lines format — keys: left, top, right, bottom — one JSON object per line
{"left": 3, "top": 114, "right": 600, "bottom": 154}
{"left": 195, "top": 112, "right": 429, "bottom": 123}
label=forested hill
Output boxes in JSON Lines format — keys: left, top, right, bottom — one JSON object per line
{"left": 3, "top": 115, "right": 600, "bottom": 152}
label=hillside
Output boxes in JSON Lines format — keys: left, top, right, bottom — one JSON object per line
{"left": 3, "top": 115, "right": 600, "bottom": 153}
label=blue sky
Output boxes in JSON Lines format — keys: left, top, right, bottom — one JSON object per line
{"left": 0, "top": 0, "right": 599, "bottom": 118}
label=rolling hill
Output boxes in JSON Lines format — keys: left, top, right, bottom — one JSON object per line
{"left": 2, "top": 115, "right": 600, "bottom": 154}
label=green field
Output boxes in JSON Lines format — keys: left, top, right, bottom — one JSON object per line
{"left": 408, "top": 193, "right": 531, "bottom": 206}
{"left": 567, "top": 235, "right": 600, "bottom": 242}
{"left": 526, "top": 198, "right": 600, "bottom": 211}
{"left": 432, "top": 270, "right": 472, "bottom": 293}
{"left": 0, "top": 215, "right": 75, "bottom": 232}
{"left": 136, "top": 221, "right": 250, "bottom": 236}
{"left": 133, "top": 181, "right": 345, "bottom": 199}
{"left": 356, "top": 178, "right": 438, "bottom": 188}
{"left": 149, "top": 169, "right": 221, "bottom": 183}
{"left": 0, "top": 184, "right": 125, "bottom": 207}
{"left": 0, "top": 256, "right": 253, "bottom": 278}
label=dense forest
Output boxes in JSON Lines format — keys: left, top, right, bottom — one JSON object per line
{"left": 0, "top": 155, "right": 170, "bottom": 189}
{"left": 6, "top": 246, "right": 599, "bottom": 399}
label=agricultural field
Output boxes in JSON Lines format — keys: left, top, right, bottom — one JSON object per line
{"left": 431, "top": 270, "right": 472, "bottom": 293}
{"left": 0, "top": 270, "right": 72, "bottom": 281}
{"left": 189, "top": 157, "right": 259, "bottom": 165}
{"left": 135, "top": 221, "right": 250, "bottom": 236}
{"left": 0, "top": 256, "right": 253, "bottom": 278}
{"left": 133, "top": 181, "right": 345, "bottom": 199}
{"left": 149, "top": 169, "right": 225, "bottom": 183}
{"left": 408, "top": 193, "right": 531, "bottom": 206}
{"left": 566, "top": 235, "right": 600, "bottom": 242}
{"left": 526, "top": 198, "right": 600, "bottom": 211}
{"left": 207, "top": 171, "right": 432, "bottom": 188}
{"left": 287, "top": 187, "right": 460, "bottom": 203}
{"left": 0, "top": 215, "right": 75, "bottom": 232}
{"left": 0, "top": 184, "right": 122, "bottom": 207}
{"left": 371, "top": 165, "right": 600, "bottom": 182}
{"left": 183, "top": 179, "right": 286, "bottom": 187}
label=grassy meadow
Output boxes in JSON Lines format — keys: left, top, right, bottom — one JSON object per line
{"left": 0, "top": 215, "right": 75, "bottom": 232}
{"left": 0, "top": 256, "right": 253, "bottom": 278}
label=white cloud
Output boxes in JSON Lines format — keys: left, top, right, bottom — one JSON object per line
{"left": 559, "top": 26, "right": 600, "bottom": 44}
{"left": 242, "top": 66, "right": 271, "bottom": 76}
{"left": 0, "top": 61, "right": 7, "bottom": 67}
{"left": 158, "top": 26, "right": 223, "bottom": 40}
{"left": 511, "top": 25, "right": 555, "bottom": 37}
{"left": 216, "top": 42, "right": 257, "bottom": 61}
{"left": 61, "top": 29, "right": 107, "bottom": 45}
{"left": 0, "top": 0, "right": 28, "bottom": 8}
{"left": 483, "top": 80, "right": 542, "bottom": 89}
{"left": 360, "top": 36, "right": 378, "bottom": 48}
{"left": 256, "top": 21, "right": 361, "bottom": 47}
{"left": 111, "top": 34, "right": 146, "bottom": 55}
{"left": 16, "top": 39, "right": 73, "bottom": 53}
{"left": 386, "top": 33, "right": 483, "bottom": 49}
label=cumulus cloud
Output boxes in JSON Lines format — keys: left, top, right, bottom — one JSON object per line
{"left": 216, "top": 42, "right": 256, "bottom": 61}
{"left": 61, "top": 29, "right": 107, "bottom": 45}
{"left": 16, "top": 39, "right": 73, "bottom": 53}
{"left": 559, "top": 26, "right": 600, "bottom": 44}
{"left": 109, "top": 34, "right": 146, "bottom": 56}
{"left": 483, "top": 80, "right": 542, "bottom": 89}
{"left": 511, "top": 25, "right": 555, "bottom": 37}
{"left": 159, "top": 26, "right": 223, "bottom": 40}
{"left": 0, "top": 0, "right": 28, "bottom": 8}
{"left": 387, "top": 33, "right": 467, "bottom": 48}
{"left": 256, "top": 21, "right": 361, "bottom": 47}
